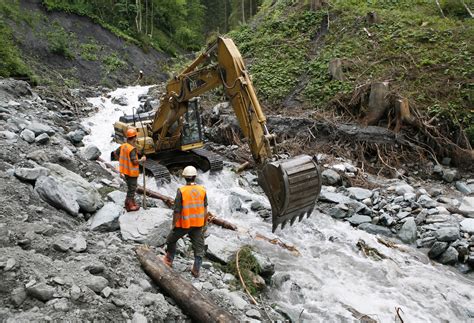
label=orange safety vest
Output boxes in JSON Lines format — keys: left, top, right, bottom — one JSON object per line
{"left": 176, "top": 184, "right": 206, "bottom": 229}
{"left": 118, "top": 143, "right": 139, "bottom": 177}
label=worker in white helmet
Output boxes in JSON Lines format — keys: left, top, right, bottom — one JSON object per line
{"left": 163, "top": 165, "right": 208, "bottom": 278}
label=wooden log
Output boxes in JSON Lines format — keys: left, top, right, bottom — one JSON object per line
{"left": 364, "top": 81, "right": 390, "bottom": 126}
{"left": 234, "top": 161, "right": 250, "bottom": 173}
{"left": 136, "top": 246, "right": 238, "bottom": 323}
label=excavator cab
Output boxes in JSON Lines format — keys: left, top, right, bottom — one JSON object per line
{"left": 181, "top": 98, "right": 203, "bottom": 149}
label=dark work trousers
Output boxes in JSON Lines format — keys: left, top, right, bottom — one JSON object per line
{"left": 124, "top": 175, "right": 138, "bottom": 199}
{"left": 166, "top": 227, "right": 205, "bottom": 258}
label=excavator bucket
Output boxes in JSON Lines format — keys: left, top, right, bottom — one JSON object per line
{"left": 258, "top": 155, "right": 322, "bottom": 232}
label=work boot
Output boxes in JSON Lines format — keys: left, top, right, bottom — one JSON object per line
{"left": 129, "top": 199, "right": 140, "bottom": 211}
{"left": 163, "top": 251, "right": 175, "bottom": 267}
{"left": 124, "top": 198, "right": 134, "bottom": 212}
{"left": 191, "top": 256, "right": 202, "bottom": 278}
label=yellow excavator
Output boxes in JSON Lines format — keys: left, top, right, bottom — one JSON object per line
{"left": 113, "top": 37, "right": 322, "bottom": 232}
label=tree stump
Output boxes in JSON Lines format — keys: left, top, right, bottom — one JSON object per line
{"left": 364, "top": 82, "right": 390, "bottom": 126}
{"left": 366, "top": 12, "right": 380, "bottom": 25}
{"left": 328, "top": 58, "right": 345, "bottom": 81}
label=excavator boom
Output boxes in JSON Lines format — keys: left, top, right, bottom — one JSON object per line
{"left": 151, "top": 37, "right": 322, "bottom": 232}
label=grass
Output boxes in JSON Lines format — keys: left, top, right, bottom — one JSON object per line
{"left": 103, "top": 52, "right": 126, "bottom": 73}
{"left": 228, "top": 0, "right": 473, "bottom": 143}
{"left": 80, "top": 40, "right": 101, "bottom": 61}
{"left": 225, "top": 246, "right": 263, "bottom": 296}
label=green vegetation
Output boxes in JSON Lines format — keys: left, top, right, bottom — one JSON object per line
{"left": 103, "top": 52, "right": 126, "bottom": 73}
{"left": 229, "top": 0, "right": 473, "bottom": 143}
{"left": 225, "top": 246, "right": 263, "bottom": 296}
{"left": 47, "top": 21, "right": 75, "bottom": 59}
{"left": 80, "top": 41, "right": 101, "bottom": 61}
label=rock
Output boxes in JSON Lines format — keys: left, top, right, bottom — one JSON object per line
{"left": 436, "top": 227, "right": 460, "bottom": 242}
{"left": 358, "top": 223, "right": 393, "bottom": 236}
{"left": 395, "top": 184, "right": 414, "bottom": 195}
{"left": 398, "top": 218, "right": 417, "bottom": 243}
{"left": 404, "top": 192, "right": 416, "bottom": 202}
{"left": 112, "top": 96, "right": 128, "bottom": 106}
{"left": 83, "top": 262, "right": 106, "bottom": 274}
{"left": 458, "top": 197, "right": 474, "bottom": 218}
{"left": 119, "top": 208, "right": 171, "bottom": 244}
{"left": 460, "top": 219, "right": 474, "bottom": 234}
{"left": 380, "top": 213, "right": 396, "bottom": 226}
{"left": 35, "top": 176, "right": 80, "bottom": 216}
{"left": 27, "top": 122, "right": 55, "bottom": 136}
{"left": 228, "top": 291, "right": 248, "bottom": 310}
{"left": 206, "top": 235, "right": 241, "bottom": 264}
{"left": 417, "top": 195, "right": 437, "bottom": 208}
{"left": 251, "top": 251, "right": 275, "bottom": 278}
{"left": 455, "top": 182, "right": 472, "bottom": 194}
{"left": 26, "top": 283, "right": 55, "bottom": 302}
{"left": 20, "top": 129, "right": 35, "bottom": 143}
{"left": 271, "top": 273, "right": 291, "bottom": 289}
{"left": 59, "top": 146, "right": 75, "bottom": 162}
{"left": 71, "top": 235, "right": 87, "bottom": 252}
{"left": 319, "top": 191, "right": 352, "bottom": 204}
{"left": 45, "top": 163, "right": 103, "bottom": 212}
{"left": 438, "top": 247, "right": 459, "bottom": 265}
{"left": 11, "top": 287, "right": 27, "bottom": 307}
{"left": 86, "top": 276, "right": 109, "bottom": 293}
{"left": 228, "top": 195, "right": 242, "bottom": 212}
{"left": 428, "top": 241, "right": 449, "bottom": 259}
{"left": 321, "top": 169, "right": 340, "bottom": 185}
{"left": 35, "top": 133, "right": 50, "bottom": 144}
{"left": 101, "top": 286, "right": 112, "bottom": 298}
{"left": 250, "top": 201, "right": 265, "bottom": 211}
{"left": 14, "top": 167, "right": 49, "bottom": 181}
{"left": 131, "top": 312, "right": 148, "bottom": 323}
{"left": 66, "top": 129, "right": 86, "bottom": 144}
{"left": 0, "top": 130, "right": 17, "bottom": 141}
{"left": 396, "top": 211, "right": 411, "bottom": 220}
{"left": 89, "top": 203, "right": 124, "bottom": 232}
{"left": 442, "top": 169, "right": 459, "bottom": 183}
{"left": 107, "top": 191, "right": 126, "bottom": 204}
{"left": 27, "top": 149, "right": 49, "bottom": 162}
{"left": 52, "top": 298, "right": 70, "bottom": 312}
{"left": 347, "top": 187, "right": 372, "bottom": 200}
{"left": 70, "top": 285, "right": 81, "bottom": 301}
{"left": 223, "top": 273, "right": 234, "bottom": 283}
{"left": 327, "top": 205, "right": 348, "bottom": 219}
{"left": 81, "top": 145, "right": 102, "bottom": 160}
{"left": 4, "top": 258, "right": 16, "bottom": 271}
{"left": 246, "top": 309, "right": 261, "bottom": 319}
{"left": 52, "top": 238, "right": 70, "bottom": 252}
{"left": 138, "top": 279, "right": 152, "bottom": 292}
{"left": 347, "top": 214, "right": 371, "bottom": 225}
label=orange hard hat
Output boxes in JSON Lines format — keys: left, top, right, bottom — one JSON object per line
{"left": 126, "top": 128, "right": 137, "bottom": 138}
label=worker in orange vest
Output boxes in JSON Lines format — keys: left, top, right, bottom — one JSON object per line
{"left": 113, "top": 128, "right": 146, "bottom": 212}
{"left": 163, "top": 165, "right": 207, "bottom": 278}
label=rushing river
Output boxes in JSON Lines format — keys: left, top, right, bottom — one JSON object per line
{"left": 83, "top": 86, "right": 474, "bottom": 322}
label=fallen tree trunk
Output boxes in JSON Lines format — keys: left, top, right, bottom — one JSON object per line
{"left": 136, "top": 246, "right": 238, "bottom": 323}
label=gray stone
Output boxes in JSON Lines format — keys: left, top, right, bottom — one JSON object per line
{"left": 428, "top": 241, "right": 448, "bottom": 259}
{"left": 71, "top": 235, "right": 87, "bottom": 252}
{"left": 442, "top": 169, "right": 459, "bottom": 183}
{"left": 70, "top": 285, "right": 81, "bottom": 301}
{"left": 101, "top": 286, "right": 112, "bottom": 298}
{"left": 132, "top": 312, "right": 148, "bottom": 323}
{"left": 321, "top": 169, "right": 340, "bottom": 185}
{"left": 107, "top": 191, "right": 126, "bottom": 204}
{"left": 455, "top": 181, "right": 472, "bottom": 194}
{"left": 52, "top": 238, "right": 70, "bottom": 252}
{"left": 45, "top": 163, "right": 103, "bottom": 213}
{"left": 206, "top": 235, "right": 241, "bottom": 264}
{"left": 112, "top": 96, "right": 128, "bottom": 106}
{"left": 250, "top": 201, "right": 265, "bottom": 211}
{"left": 441, "top": 157, "right": 451, "bottom": 166}
{"left": 86, "top": 276, "right": 108, "bottom": 293}
{"left": 20, "top": 129, "right": 35, "bottom": 143}
{"left": 119, "top": 208, "right": 171, "bottom": 244}
{"left": 89, "top": 203, "right": 124, "bottom": 232}
{"left": 380, "top": 213, "right": 396, "bottom": 226}
{"left": 436, "top": 227, "right": 460, "bottom": 242}
{"left": 396, "top": 211, "right": 411, "bottom": 220}
{"left": 35, "top": 133, "right": 50, "bottom": 144}
{"left": 228, "top": 291, "right": 248, "bottom": 310}
{"left": 35, "top": 176, "right": 80, "bottom": 216}
{"left": 458, "top": 197, "right": 474, "bottom": 217}
{"left": 228, "top": 195, "right": 242, "bottom": 212}
{"left": 138, "top": 278, "right": 152, "bottom": 292}
{"left": 358, "top": 223, "right": 393, "bottom": 236}
{"left": 271, "top": 273, "right": 291, "bottom": 288}
{"left": 417, "top": 195, "right": 437, "bottom": 208}
{"left": 404, "top": 192, "right": 416, "bottom": 202}
{"left": 0, "top": 130, "right": 17, "bottom": 141}
{"left": 460, "top": 219, "right": 474, "bottom": 234}
{"left": 66, "top": 129, "right": 86, "bottom": 144}
{"left": 11, "top": 287, "right": 27, "bottom": 307}
{"left": 246, "top": 309, "right": 261, "bottom": 319}
{"left": 347, "top": 187, "right": 372, "bottom": 200}
{"left": 52, "top": 298, "right": 70, "bottom": 312}
{"left": 319, "top": 191, "right": 352, "bottom": 204}
{"left": 81, "top": 145, "right": 101, "bottom": 161}
{"left": 4, "top": 258, "right": 16, "bottom": 271}
{"left": 347, "top": 214, "right": 371, "bottom": 225}
{"left": 83, "top": 262, "right": 106, "bottom": 274}
{"left": 251, "top": 251, "right": 274, "bottom": 277}
{"left": 327, "top": 206, "right": 348, "bottom": 219}
{"left": 223, "top": 273, "right": 234, "bottom": 283}
{"left": 27, "top": 122, "right": 55, "bottom": 136}
{"left": 14, "top": 167, "right": 49, "bottom": 181}
{"left": 395, "top": 184, "right": 414, "bottom": 195}
{"left": 26, "top": 283, "right": 55, "bottom": 302}
{"left": 398, "top": 218, "right": 417, "bottom": 243}
{"left": 438, "top": 247, "right": 459, "bottom": 265}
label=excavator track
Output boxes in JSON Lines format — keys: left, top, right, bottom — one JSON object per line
{"left": 191, "top": 148, "right": 223, "bottom": 172}
{"left": 144, "top": 159, "right": 171, "bottom": 184}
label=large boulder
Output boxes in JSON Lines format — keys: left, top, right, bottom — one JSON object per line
{"left": 81, "top": 145, "right": 101, "bottom": 161}
{"left": 205, "top": 234, "right": 241, "bottom": 264}
{"left": 27, "top": 121, "right": 55, "bottom": 136}
{"left": 20, "top": 129, "right": 35, "bottom": 143}
{"left": 89, "top": 202, "right": 124, "bottom": 232}
{"left": 457, "top": 197, "right": 474, "bottom": 218}
{"left": 435, "top": 227, "right": 460, "bottom": 242}
{"left": 35, "top": 176, "right": 80, "bottom": 216}
{"left": 119, "top": 208, "right": 171, "bottom": 245}
{"left": 460, "top": 219, "right": 474, "bottom": 234}
{"left": 398, "top": 217, "right": 417, "bottom": 244}
{"left": 26, "top": 283, "right": 55, "bottom": 302}
{"left": 14, "top": 167, "right": 49, "bottom": 181}
{"left": 347, "top": 187, "right": 372, "bottom": 200}
{"left": 44, "top": 163, "right": 103, "bottom": 212}
{"left": 438, "top": 247, "right": 459, "bottom": 265}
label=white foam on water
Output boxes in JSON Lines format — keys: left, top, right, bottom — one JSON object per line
{"left": 83, "top": 86, "right": 474, "bottom": 322}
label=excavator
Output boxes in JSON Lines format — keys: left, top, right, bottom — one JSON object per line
{"left": 112, "top": 37, "right": 322, "bottom": 232}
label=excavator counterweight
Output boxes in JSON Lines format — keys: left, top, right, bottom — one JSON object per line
{"left": 113, "top": 37, "right": 321, "bottom": 232}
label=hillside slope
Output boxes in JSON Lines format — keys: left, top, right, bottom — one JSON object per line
{"left": 228, "top": 0, "right": 473, "bottom": 165}
{"left": 1, "top": 0, "right": 169, "bottom": 87}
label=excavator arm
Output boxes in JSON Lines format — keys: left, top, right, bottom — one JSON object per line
{"left": 151, "top": 37, "right": 322, "bottom": 232}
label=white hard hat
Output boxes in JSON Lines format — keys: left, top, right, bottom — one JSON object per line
{"left": 182, "top": 166, "right": 197, "bottom": 177}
